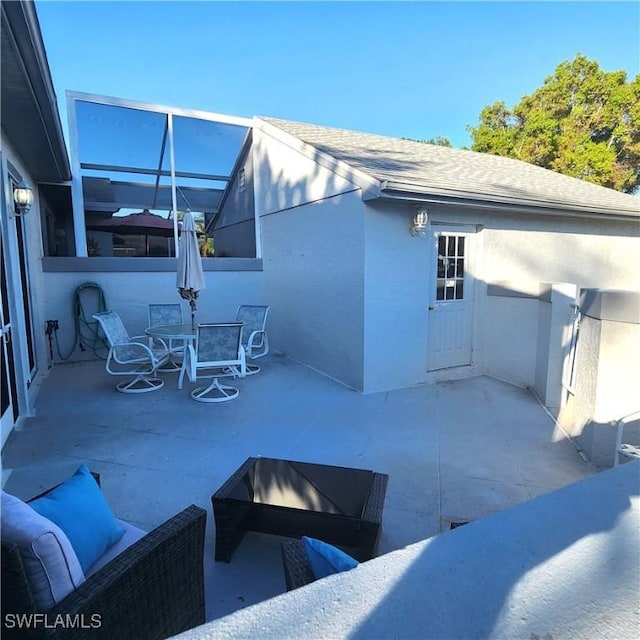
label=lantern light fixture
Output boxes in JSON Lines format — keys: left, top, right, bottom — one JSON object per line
{"left": 410, "top": 207, "right": 429, "bottom": 237}
{"left": 13, "top": 180, "right": 34, "bottom": 215}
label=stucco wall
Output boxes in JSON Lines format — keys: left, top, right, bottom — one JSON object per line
{"left": 402, "top": 205, "right": 638, "bottom": 292}
{"left": 422, "top": 206, "right": 638, "bottom": 397}
{"left": 481, "top": 219, "right": 640, "bottom": 290}
{"left": 41, "top": 268, "right": 264, "bottom": 364}
{"left": 559, "top": 290, "right": 640, "bottom": 467}
{"left": 362, "top": 201, "right": 432, "bottom": 393}
{"left": 260, "top": 191, "right": 365, "bottom": 390}
{"left": 483, "top": 292, "right": 540, "bottom": 388}
{"left": 254, "top": 127, "right": 366, "bottom": 390}
{"left": 252, "top": 131, "right": 640, "bottom": 396}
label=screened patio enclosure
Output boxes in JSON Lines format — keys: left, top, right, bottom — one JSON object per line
{"left": 60, "top": 92, "right": 255, "bottom": 258}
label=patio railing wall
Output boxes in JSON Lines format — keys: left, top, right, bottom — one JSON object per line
{"left": 484, "top": 281, "right": 577, "bottom": 413}
{"left": 41, "top": 258, "right": 264, "bottom": 364}
{"left": 557, "top": 289, "right": 640, "bottom": 467}
{"left": 485, "top": 284, "right": 640, "bottom": 467}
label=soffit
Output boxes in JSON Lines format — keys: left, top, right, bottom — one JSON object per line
{"left": 0, "top": 2, "right": 70, "bottom": 183}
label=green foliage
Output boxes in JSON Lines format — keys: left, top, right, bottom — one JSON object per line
{"left": 404, "top": 136, "right": 453, "bottom": 147}
{"left": 468, "top": 54, "right": 640, "bottom": 193}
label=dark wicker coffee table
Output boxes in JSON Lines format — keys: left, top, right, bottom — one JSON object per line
{"left": 212, "top": 457, "right": 388, "bottom": 562}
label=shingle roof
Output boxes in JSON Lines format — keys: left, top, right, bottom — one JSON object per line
{"left": 258, "top": 117, "right": 640, "bottom": 218}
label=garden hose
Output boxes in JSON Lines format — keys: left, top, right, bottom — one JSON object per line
{"left": 52, "top": 282, "right": 109, "bottom": 361}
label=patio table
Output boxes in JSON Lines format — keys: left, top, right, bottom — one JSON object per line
{"left": 212, "top": 457, "right": 389, "bottom": 562}
{"left": 145, "top": 323, "right": 195, "bottom": 389}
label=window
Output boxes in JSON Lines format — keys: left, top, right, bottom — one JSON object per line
{"left": 436, "top": 235, "right": 465, "bottom": 301}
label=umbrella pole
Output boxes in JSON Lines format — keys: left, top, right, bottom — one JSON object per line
{"left": 190, "top": 298, "right": 197, "bottom": 330}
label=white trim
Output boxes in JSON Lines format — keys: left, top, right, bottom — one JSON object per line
{"left": 66, "top": 90, "right": 253, "bottom": 129}
{"left": 67, "top": 92, "right": 88, "bottom": 256}
{"left": 167, "top": 113, "right": 180, "bottom": 256}
{"left": 430, "top": 222, "right": 478, "bottom": 233}
{"left": 427, "top": 226, "right": 479, "bottom": 371}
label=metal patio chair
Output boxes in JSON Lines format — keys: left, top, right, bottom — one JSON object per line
{"left": 614, "top": 410, "right": 640, "bottom": 466}
{"left": 93, "top": 311, "right": 170, "bottom": 393}
{"left": 185, "top": 323, "right": 245, "bottom": 403}
{"left": 148, "top": 303, "right": 184, "bottom": 371}
{"left": 236, "top": 305, "right": 270, "bottom": 375}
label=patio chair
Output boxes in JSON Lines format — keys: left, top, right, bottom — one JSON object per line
{"left": 93, "top": 311, "right": 170, "bottom": 393}
{"left": 614, "top": 410, "right": 640, "bottom": 466}
{"left": 185, "top": 322, "right": 245, "bottom": 402}
{"left": 148, "top": 303, "right": 184, "bottom": 371}
{"left": 1, "top": 471, "right": 207, "bottom": 640}
{"left": 281, "top": 539, "right": 317, "bottom": 590}
{"left": 280, "top": 538, "right": 361, "bottom": 591}
{"left": 236, "top": 305, "right": 270, "bottom": 375}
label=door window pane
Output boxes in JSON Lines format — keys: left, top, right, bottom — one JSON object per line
{"left": 435, "top": 234, "right": 467, "bottom": 302}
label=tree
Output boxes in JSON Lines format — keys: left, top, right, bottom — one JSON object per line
{"left": 468, "top": 54, "right": 640, "bottom": 194}
{"left": 404, "top": 136, "right": 453, "bottom": 147}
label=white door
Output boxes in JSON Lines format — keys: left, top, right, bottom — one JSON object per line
{"left": 1, "top": 232, "right": 18, "bottom": 446}
{"left": 427, "top": 230, "right": 475, "bottom": 371}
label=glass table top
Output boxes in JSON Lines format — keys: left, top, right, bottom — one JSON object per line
{"left": 145, "top": 323, "right": 196, "bottom": 339}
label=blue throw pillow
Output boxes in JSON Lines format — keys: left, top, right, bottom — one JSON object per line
{"left": 302, "top": 536, "right": 359, "bottom": 580}
{"left": 30, "top": 465, "right": 125, "bottom": 573}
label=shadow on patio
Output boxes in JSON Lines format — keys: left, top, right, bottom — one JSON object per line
{"left": 1, "top": 354, "right": 597, "bottom": 621}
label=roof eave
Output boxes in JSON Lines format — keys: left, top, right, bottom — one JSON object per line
{"left": 1, "top": 1, "right": 71, "bottom": 182}
{"left": 376, "top": 186, "right": 640, "bottom": 222}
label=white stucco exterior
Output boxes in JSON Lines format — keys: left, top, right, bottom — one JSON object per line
{"left": 362, "top": 201, "right": 433, "bottom": 392}
{"left": 253, "top": 126, "right": 367, "bottom": 389}
{"left": 558, "top": 291, "right": 640, "bottom": 466}
{"left": 248, "top": 128, "right": 640, "bottom": 397}
{"left": 260, "top": 192, "right": 365, "bottom": 390}
{"left": 41, "top": 267, "right": 264, "bottom": 364}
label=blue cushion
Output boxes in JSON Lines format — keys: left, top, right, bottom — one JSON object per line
{"left": 30, "top": 465, "right": 125, "bottom": 573}
{"left": 1, "top": 490, "right": 85, "bottom": 610}
{"left": 301, "top": 536, "right": 359, "bottom": 579}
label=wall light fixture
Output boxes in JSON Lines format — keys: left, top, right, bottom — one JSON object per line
{"left": 410, "top": 207, "right": 429, "bottom": 237}
{"left": 13, "top": 180, "right": 34, "bottom": 215}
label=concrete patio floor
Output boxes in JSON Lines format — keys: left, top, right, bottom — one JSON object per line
{"left": 1, "top": 354, "right": 598, "bottom": 622}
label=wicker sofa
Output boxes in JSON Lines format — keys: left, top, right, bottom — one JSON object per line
{"left": 1, "top": 475, "right": 207, "bottom": 640}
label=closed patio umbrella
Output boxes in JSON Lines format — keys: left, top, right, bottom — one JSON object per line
{"left": 176, "top": 211, "right": 206, "bottom": 328}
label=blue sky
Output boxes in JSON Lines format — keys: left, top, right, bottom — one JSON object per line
{"left": 36, "top": 1, "right": 639, "bottom": 149}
